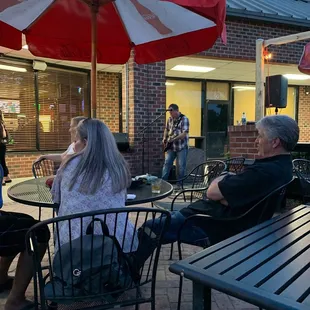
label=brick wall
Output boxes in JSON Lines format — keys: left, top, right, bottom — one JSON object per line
{"left": 96, "top": 71, "right": 120, "bottom": 132}
{"left": 5, "top": 151, "right": 136, "bottom": 179}
{"left": 6, "top": 152, "right": 56, "bottom": 178}
{"left": 121, "top": 53, "right": 166, "bottom": 177}
{"left": 133, "top": 61, "right": 166, "bottom": 176}
{"left": 228, "top": 125, "right": 258, "bottom": 159}
{"left": 298, "top": 86, "right": 310, "bottom": 142}
{"left": 200, "top": 19, "right": 307, "bottom": 64}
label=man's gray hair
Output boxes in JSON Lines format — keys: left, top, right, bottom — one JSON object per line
{"left": 256, "top": 115, "right": 299, "bottom": 152}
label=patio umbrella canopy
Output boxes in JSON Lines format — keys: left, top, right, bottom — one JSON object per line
{"left": 298, "top": 42, "right": 310, "bottom": 75}
{"left": 0, "top": 0, "right": 226, "bottom": 116}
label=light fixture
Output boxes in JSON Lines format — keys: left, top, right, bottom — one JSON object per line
{"left": 283, "top": 74, "right": 310, "bottom": 80}
{"left": 33, "top": 60, "right": 47, "bottom": 71}
{"left": 263, "top": 49, "right": 272, "bottom": 60}
{"left": 232, "top": 86, "right": 256, "bottom": 90}
{"left": 165, "top": 82, "right": 175, "bottom": 86}
{"left": 0, "top": 64, "right": 27, "bottom": 72}
{"left": 22, "top": 44, "right": 28, "bottom": 50}
{"left": 171, "top": 65, "right": 215, "bottom": 73}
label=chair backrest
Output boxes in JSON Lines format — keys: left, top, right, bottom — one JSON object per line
{"left": 293, "top": 159, "right": 310, "bottom": 199}
{"left": 26, "top": 207, "right": 171, "bottom": 310}
{"left": 185, "top": 147, "right": 206, "bottom": 176}
{"left": 32, "top": 159, "right": 58, "bottom": 178}
{"left": 206, "top": 179, "right": 293, "bottom": 245}
{"left": 225, "top": 157, "right": 245, "bottom": 174}
{"left": 187, "top": 160, "right": 226, "bottom": 200}
{"left": 234, "top": 178, "right": 293, "bottom": 233}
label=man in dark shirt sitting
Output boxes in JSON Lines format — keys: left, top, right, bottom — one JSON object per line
{"left": 146, "top": 115, "right": 299, "bottom": 244}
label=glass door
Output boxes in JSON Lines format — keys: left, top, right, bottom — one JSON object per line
{"left": 205, "top": 82, "right": 231, "bottom": 158}
{"left": 206, "top": 102, "right": 229, "bottom": 158}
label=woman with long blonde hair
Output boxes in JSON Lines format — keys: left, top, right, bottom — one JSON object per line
{"left": 35, "top": 116, "right": 87, "bottom": 164}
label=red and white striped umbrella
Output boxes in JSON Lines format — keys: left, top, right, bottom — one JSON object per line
{"left": 0, "top": 0, "right": 226, "bottom": 115}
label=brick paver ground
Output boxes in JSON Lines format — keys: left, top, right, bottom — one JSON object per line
{"left": 0, "top": 178, "right": 297, "bottom": 310}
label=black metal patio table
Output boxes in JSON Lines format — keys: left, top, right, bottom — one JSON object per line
{"left": 169, "top": 204, "right": 310, "bottom": 310}
{"left": 7, "top": 177, "right": 173, "bottom": 208}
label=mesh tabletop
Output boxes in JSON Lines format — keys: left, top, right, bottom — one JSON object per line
{"left": 8, "top": 177, "right": 55, "bottom": 208}
{"left": 8, "top": 177, "right": 173, "bottom": 208}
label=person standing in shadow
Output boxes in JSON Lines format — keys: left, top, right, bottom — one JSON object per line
{"left": 0, "top": 110, "right": 11, "bottom": 185}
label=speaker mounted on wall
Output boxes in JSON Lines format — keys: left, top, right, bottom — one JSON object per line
{"left": 265, "top": 75, "right": 288, "bottom": 109}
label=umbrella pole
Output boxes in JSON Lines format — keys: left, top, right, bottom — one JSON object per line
{"left": 91, "top": 4, "right": 98, "bottom": 118}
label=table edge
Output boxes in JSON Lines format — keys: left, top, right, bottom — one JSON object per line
{"left": 7, "top": 178, "right": 174, "bottom": 207}
{"left": 169, "top": 263, "right": 308, "bottom": 310}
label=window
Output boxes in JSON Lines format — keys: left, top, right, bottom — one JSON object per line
{"left": 233, "top": 85, "right": 256, "bottom": 124}
{"left": 267, "top": 87, "right": 296, "bottom": 118}
{"left": 206, "top": 82, "right": 229, "bottom": 101}
{"left": 0, "top": 60, "right": 90, "bottom": 152}
{"left": 37, "top": 69, "right": 89, "bottom": 150}
{"left": 233, "top": 85, "right": 296, "bottom": 124}
{"left": 0, "top": 61, "right": 36, "bottom": 151}
{"left": 166, "top": 80, "right": 202, "bottom": 146}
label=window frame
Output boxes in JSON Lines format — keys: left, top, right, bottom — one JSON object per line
{"left": 2, "top": 57, "right": 92, "bottom": 153}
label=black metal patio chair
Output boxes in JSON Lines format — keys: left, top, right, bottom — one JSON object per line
{"left": 153, "top": 160, "right": 226, "bottom": 211}
{"left": 293, "top": 159, "right": 310, "bottom": 203}
{"left": 153, "top": 160, "right": 226, "bottom": 260}
{"left": 26, "top": 207, "right": 171, "bottom": 310}
{"left": 154, "top": 160, "right": 226, "bottom": 208}
{"left": 175, "top": 179, "right": 293, "bottom": 310}
{"left": 167, "top": 147, "right": 206, "bottom": 184}
{"left": 178, "top": 160, "right": 227, "bottom": 199}
{"left": 225, "top": 156, "right": 245, "bottom": 174}
{"left": 32, "top": 158, "right": 58, "bottom": 179}
{"left": 32, "top": 158, "right": 58, "bottom": 220}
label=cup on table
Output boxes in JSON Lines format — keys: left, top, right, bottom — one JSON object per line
{"left": 151, "top": 178, "right": 162, "bottom": 194}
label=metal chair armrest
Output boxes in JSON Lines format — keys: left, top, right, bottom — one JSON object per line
{"left": 170, "top": 187, "right": 207, "bottom": 211}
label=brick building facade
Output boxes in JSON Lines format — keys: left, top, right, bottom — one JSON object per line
{"left": 4, "top": 13, "right": 310, "bottom": 177}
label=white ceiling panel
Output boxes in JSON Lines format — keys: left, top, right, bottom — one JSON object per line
{"left": 166, "top": 71, "right": 201, "bottom": 78}
{"left": 166, "top": 56, "right": 310, "bottom": 85}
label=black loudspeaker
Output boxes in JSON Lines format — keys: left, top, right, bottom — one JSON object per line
{"left": 265, "top": 75, "right": 288, "bottom": 108}
{"left": 168, "top": 165, "right": 177, "bottom": 183}
{"left": 113, "top": 133, "right": 130, "bottom": 152}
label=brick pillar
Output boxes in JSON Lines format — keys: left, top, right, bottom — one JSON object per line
{"left": 228, "top": 125, "right": 258, "bottom": 159}
{"left": 122, "top": 53, "right": 166, "bottom": 176}
{"left": 96, "top": 71, "right": 120, "bottom": 132}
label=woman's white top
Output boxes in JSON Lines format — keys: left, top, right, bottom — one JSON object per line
{"left": 65, "top": 142, "right": 75, "bottom": 155}
{"left": 51, "top": 156, "right": 138, "bottom": 253}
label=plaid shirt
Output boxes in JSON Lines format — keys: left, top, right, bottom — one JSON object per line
{"left": 166, "top": 114, "right": 189, "bottom": 152}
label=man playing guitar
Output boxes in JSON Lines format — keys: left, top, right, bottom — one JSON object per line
{"left": 162, "top": 104, "right": 190, "bottom": 187}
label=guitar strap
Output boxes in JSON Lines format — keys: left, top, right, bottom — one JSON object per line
{"left": 169, "top": 113, "right": 184, "bottom": 136}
